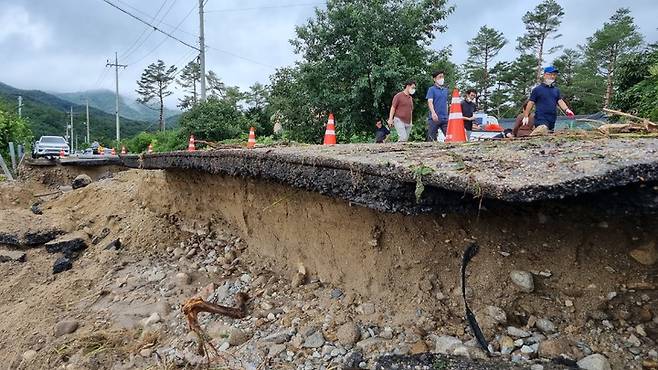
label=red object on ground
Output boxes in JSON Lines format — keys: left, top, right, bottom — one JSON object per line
{"left": 188, "top": 135, "right": 196, "bottom": 152}
{"left": 445, "top": 89, "right": 467, "bottom": 143}
{"left": 247, "top": 128, "right": 256, "bottom": 149}
{"left": 323, "top": 113, "right": 337, "bottom": 145}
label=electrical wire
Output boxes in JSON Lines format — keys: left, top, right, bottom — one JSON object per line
{"left": 118, "top": 0, "right": 170, "bottom": 60}
{"left": 205, "top": 2, "right": 323, "bottom": 13}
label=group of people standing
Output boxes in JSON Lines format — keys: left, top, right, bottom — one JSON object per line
{"left": 376, "top": 66, "right": 575, "bottom": 143}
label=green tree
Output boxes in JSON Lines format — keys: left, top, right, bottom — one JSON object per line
{"left": 517, "top": 0, "right": 565, "bottom": 82}
{"left": 177, "top": 60, "right": 201, "bottom": 110}
{"left": 0, "top": 99, "right": 32, "bottom": 160}
{"left": 136, "top": 60, "right": 177, "bottom": 131}
{"left": 613, "top": 44, "right": 658, "bottom": 121}
{"left": 178, "top": 97, "right": 246, "bottom": 142}
{"left": 464, "top": 26, "right": 507, "bottom": 110}
{"left": 583, "top": 8, "right": 643, "bottom": 107}
{"left": 206, "top": 70, "right": 227, "bottom": 98}
{"left": 282, "top": 0, "right": 453, "bottom": 141}
{"left": 498, "top": 54, "right": 539, "bottom": 112}
{"left": 553, "top": 49, "right": 605, "bottom": 114}
{"left": 245, "top": 82, "right": 273, "bottom": 136}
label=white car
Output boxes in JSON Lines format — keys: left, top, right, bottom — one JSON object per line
{"left": 32, "top": 136, "right": 70, "bottom": 158}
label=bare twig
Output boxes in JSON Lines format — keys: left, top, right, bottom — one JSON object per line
{"left": 603, "top": 108, "right": 658, "bottom": 127}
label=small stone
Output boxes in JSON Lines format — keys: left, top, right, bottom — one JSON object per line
{"left": 139, "top": 348, "right": 152, "bottom": 357}
{"left": 452, "top": 345, "right": 471, "bottom": 358}
{"left": 186, "top": 248, "right": 197, "bottom": 258}
{"left": 536, "top": 318, "right": 556, "bottom": 334}
{"left": 52, "top": 257, "right": 73, "bottom": 274}
{"left": 629, "top": 241, "right": 657, "bottom": 266}
{"left": 538, "top": 338, "right": 571, "bottom": 359}
{"left": 485, "top": 305, "right": 507, "bottom": 324}
{"left": 379, "top": 327, "right": 393, "bottom": 340}
{"left": 626, "top": 334, "right": 641, "bottom": 347}
{"left": 268, "top": 344, "right": 286, "bottom": 358}
{"left": 565, "top": 300, "right": 574, "bottom": 307}
{"left": 648, "top": 349, "right": 657, "bottom": 359}
{"left": 510, "top": 270, "right": 534, "bottom": 293}
{"left": 291, "top": 272, "right": 306, "bottom": 287}
{"left": 22, "top": 350, "right": 37, "bottom": 362}
{"left": 337, "top": 322, "right": 360, "bottom": 346}
{"left": 507, "top": 326, "right": 531, "bottom": 338}
{"left": 520, "top": 345, "right": 535, "bottom": 354}
{"left": 410, "top": 341, "right": 428, "bottom": 354}
{"left": 143, "top": 312, "right": 161, "bottom": 327}
{"left": 262, "top": 330, "right": 291, "bottom": 344}
{"left": 172, "top": 248, "right": 184, "bottom": 257}
{"left": 530, "top": 365, "right": 544, "bottom": 370}
{"left": 330, "top": 288, "right": 343, "bottom": 299}
{"left": 303, "top": 331, "right": 325, "bottom": 348}
{"left": 227, "top": 328, "right": 249, "bottom": 346}
{"left": 577, "top": 354, "right": 611, "bottom": 370}
{"left": 175, "top": 272, "right": 191, "bottom": 286}
{"left": 357, "top": 303, "right": 375, "bottom": 315}
{"left": 499, "top": 336, "right": 515, "bottom": 354}
{"left": 434, "top": 335, "right": 462, "bottom": 354}
{"left": 356, "top": 337, "right": 383, "bottom": 351}
{"left": 72, "top": 174, "right": 92, "bottom": 189}
{"left": 54, "top": 320, "right": 79, "bottom": 337}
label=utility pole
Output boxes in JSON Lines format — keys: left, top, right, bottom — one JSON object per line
{"left": 70, "top": 106, "right": 74, "bottom": 150}
{"left": 86, "top": 98, "right": 90, "bottom": 144}
{"left": 17, "top": 96, "right": 22, "bottom": 118}
{"left": 198, "top": 0, "right": 207, "bottom": 102}
{"left": 107, "top": 52, "right": 127, "bottom": 144}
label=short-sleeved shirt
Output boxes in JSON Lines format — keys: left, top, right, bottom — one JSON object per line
{"left": 392, "top": 92, "right": 413, "bottom": 125}
{"left": 375, "top": 126, "right": 390, "bottom": 143}
{"left": 461, "top": 100, "right": 477, "bottom": 131}
{"left": 426, "top": 85, "right": 449, "bottom": 122}
{"left": 529, "top": 84, "right": 561, "bottom": 129}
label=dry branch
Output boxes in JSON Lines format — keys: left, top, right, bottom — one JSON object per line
{"left": 181, "top": 292, "right": 248, "bottom": 356}
{"left": 603, "top": 108, "right": 658, "bottom": 127}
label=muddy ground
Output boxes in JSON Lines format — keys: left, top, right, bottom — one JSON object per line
{"left": 0, "top": 158, "right": 656, "bottom": 370}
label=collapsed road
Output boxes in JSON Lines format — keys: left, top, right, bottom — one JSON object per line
{"left": 1, "top": 136, "right": 657, "bottom": 370}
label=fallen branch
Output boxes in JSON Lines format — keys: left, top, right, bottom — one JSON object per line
{"left": 181, "top": 292, "right": 249, "bottom": 357}
{"left": 603, "top": 108, "right": 658, "bottom": 127}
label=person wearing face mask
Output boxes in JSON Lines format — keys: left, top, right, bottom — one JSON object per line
{"left": 426, "top": 71, "right": 449, "bottom": 141}
{"left": 387, "top": 80, "right": 416, "bottom": 142}
{"left": 461, "top": 89, "right": 479, "bottom": 140}
{"left": 522, "top": 66, "right": 574, "bottom": 132}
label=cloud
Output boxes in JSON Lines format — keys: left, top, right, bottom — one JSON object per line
{"left": 0, "top": 4, "right": 51, "bottom": 49}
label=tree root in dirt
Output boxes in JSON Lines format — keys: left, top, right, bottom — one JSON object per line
{"left": 182, "top": 292, "right": 249, "bottom": 357}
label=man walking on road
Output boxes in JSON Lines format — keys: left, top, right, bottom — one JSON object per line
{"left": 388, "top": 81, "right": 416, "bottom": 142}
{"left": 522, "top": 66, "right": 574, "bottom": 132}
{"left": 426, "top": 71, "right": 449, "bottom": 141}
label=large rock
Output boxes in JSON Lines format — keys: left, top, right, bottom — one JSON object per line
{"left": 303, "top": 331, "right": 325, "bottom": 348}
{"left": 45, "top": 234, "right": 88, "bottom": 259}
{"left": 337, "top": 322, "right": 361, "bottom": 346}
{"left": 54, "top": 320, "right": 79, "bottom": 337}
{"left": 536, "top": 318, "right": 557, "bottom": 334}
{"left": 577, "top": 354, "right": 611, "bottom": 370}
{"left": 72, "top": 174, "right": 92, "bottom": 189}
{"left": 510, "top": 270, "right": 534, "bottom": 292}
{"left": 0, "top": 250, "right": 26, "bottom": 263}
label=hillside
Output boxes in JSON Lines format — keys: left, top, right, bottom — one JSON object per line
{"left": 0, "top": 82, "right": 151, "bottom": 147}
{"left": 54, "top": 89, "right": 179, "bottom": 123}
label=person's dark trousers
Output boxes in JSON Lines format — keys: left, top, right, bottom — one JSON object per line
{"left": 427, "top": 120, "right": 440, "bottom": 141}
{"left": 439, "top": 120, "right": 448, "bottom": 135}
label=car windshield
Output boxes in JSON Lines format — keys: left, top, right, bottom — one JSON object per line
{"left": 41, "top": 137, "right": 66, "bottom": 144}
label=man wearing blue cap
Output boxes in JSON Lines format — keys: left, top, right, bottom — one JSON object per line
{"left": 522, "top": 66, "right": 574, "bottom": 131}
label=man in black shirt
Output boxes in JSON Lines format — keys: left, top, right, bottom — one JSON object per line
{"left": 461, "top": 89, "right": 479, "bottom": 140}
{"left": 375, "top": 119, "right": 390, "bottom": 143}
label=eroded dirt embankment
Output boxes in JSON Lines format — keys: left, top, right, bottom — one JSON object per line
{"left": 140, "top": 169, "right": 656, "bottom": 334}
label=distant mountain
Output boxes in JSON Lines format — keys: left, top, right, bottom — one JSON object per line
{"left": 0, "top": 81, "right": 152, "bottom": 146}
{"left": 54, "top": 90, "right": 179, "bottom": 123}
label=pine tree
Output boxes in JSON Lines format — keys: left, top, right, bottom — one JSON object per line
{"left": 464, "top": 26, "right": 507, "bottom": 111}
{"left": 206, "top": 70, "right": 227, "bottom": 98}
{"left": 583, "top": 8, "right": 643, "bottom": 107}
{"left": 177, "top": 60, "right": 201, "bottom": 110}
{"left": 136, "top": 60, "right": 177, "bottom": 131}
{"left": 517, "top": 0, "right": 564, "bottom": 82}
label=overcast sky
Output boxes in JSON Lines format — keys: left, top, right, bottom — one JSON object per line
{"left": 1, "top": 0, "right": 656, "bottom": 108}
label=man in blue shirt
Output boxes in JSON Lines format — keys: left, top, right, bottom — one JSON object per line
{"left": 522, "top": 66, "right": 574, "bottom": 131}
{"left": 426, "top": 71, "right": 449, "bottom": 141}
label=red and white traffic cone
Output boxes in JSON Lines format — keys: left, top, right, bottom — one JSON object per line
{"left": 59, "top": 149, "right": 65, "bottom": 158}
{"left": 188, "top": 135, "right": 196, "bottom": 152}
{"left": 323, "top": 113, "right": 337, "bottom": 145}
{"left": 247, "top": 127, "right": 256, "bottom": 149}
{"left": 111, "top": 147, "right": 116, "bottom": 156}
{"left": 121, "top": 146, "right": 127, "bottom": 155}
{"left": 445, "top": 89, "right": 467, "bottom": 143}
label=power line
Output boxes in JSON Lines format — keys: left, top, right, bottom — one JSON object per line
{"left": 102, "top": 0, "right": 200, "bottom": 51}
{"left": 124, "top": 3, "right": 198, "bottom": 66}
{"left": 118, "top": 0, "right": 171, "bottom": 60}
{"left": 205, "top": 2, "right": 323, "bottom": 13}
{"left": 112, "top": 0, "right": 197, "bottom": 38}
{"left": 205, "top": 45, "right": 275, "bottom": 69}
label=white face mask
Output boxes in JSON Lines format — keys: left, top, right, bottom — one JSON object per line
{"left": 545, "top": 78, "right": 555, "bottom": 86}
{"left": 436, "top": 78, "right": 445, "bottom": 86}
{"left": 409, "top": 88, "right": 416, "bottom": 95}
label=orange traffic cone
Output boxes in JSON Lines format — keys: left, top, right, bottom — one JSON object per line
{"left": 121, "top": 146, "right": 126, "bottom": 155}
{"left": 323, "top": 113, "right": 337, "bottom": 145}
{"left": 147, "top": 143, "right": 153, "bottom": 154}
{"left": 188, "top": 135, "right": 196, "bottom": 152}
{"left": 111, "top": 147, "right": 116, "bottom": 156}
{"left": 247, "top": 127, "right": 256, "bottom": 149}
{"left": 445, "top": 89, "right": 467, "bottom": 143}
{"left": 59, "top": 149, "right": 65, "bottom": 158}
